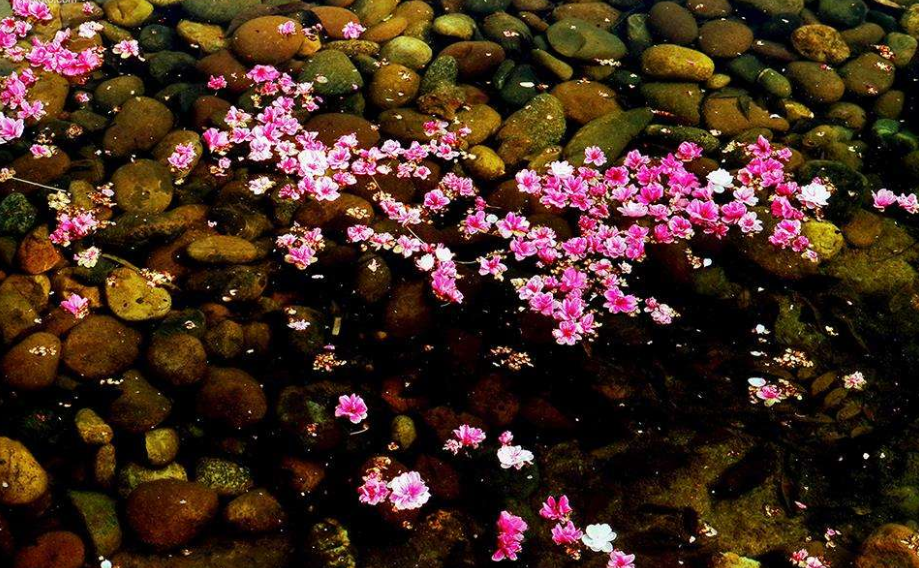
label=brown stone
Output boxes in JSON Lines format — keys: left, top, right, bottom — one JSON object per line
{"left": 197, "top": 367, "right": 268, "bottom": 429}
{"left": 1, "top": 332, "right": 60, "bottom": 390}
{"left": 13, "top": 531, "right": 84, "bottom": 568}
{"left": 126, "top": 480, "right": 218, "bottom": 550}
{"left": 62, "top": 315, "right": 142, "bottom": 379}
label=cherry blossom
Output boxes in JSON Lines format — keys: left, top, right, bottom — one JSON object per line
{"left": 60, "top": 294, "right": 90, "bottom": 319}
{"left": 387, "top": 471, "right": 430, "bottom": 510}
{"left": 492, "top": 511, "right": 527, "bottom": 562}
{"left": 334, "top": 393, "right": 368, "bottom": 424}
{"left": 497, "top": 445, "right": 534, "bottom": 470}
{"left": 607, "top": 549, "right": 637, "bottom": 568}
{"left": 581, "top": 524, "right": 617, "bottom": 553}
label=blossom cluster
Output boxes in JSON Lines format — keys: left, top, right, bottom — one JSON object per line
{"left": 492, "top": 511, "right": 528, "bottom": 562}
{"left": 357, "top": 469, "right": 430, "bottom": 511}
{"left": 442, "top": 425, "right": 534, "bottom": 469}
{"left": 539, "top": 495, "right": 635, "bottom": 567}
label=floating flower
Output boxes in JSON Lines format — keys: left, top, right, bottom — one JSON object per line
{"left": 111, "top": 39, "right": 140, "bottom": 59}
{"left": 277, "top": 20, "right": 297, "bottom": 36}
{"left": 357, "top": 471, "right": 390, "bottom": 505}
{"left": 341, "top": 21, "right": 365, "bottom": 39}
{"left": 492, "top": 511, "right": 527, "bottom": 562}
{"left": 60, "top": 293, "right": 89, "bottom": 319}
{"left": 444, "top": 424, "right": 486, "bottom": 454}
{"left": 842, "top": 371, "right": 866, "bottom": 390}
{"left": 581, "top": 523, "right": 617, "bottom": 553}
{"left": 607, "top": 549, "right": 636, "bottom": 568}
{"left": 540, "top": 495, "right": 573, "bottom": 521}
{"left": 551, "top": 521, "right": 582, "bottom": 545}
{"left": 497, "top": 445, "right": 534, "bottom": 470}
{"left": 74, "top": 246, "right": 100, "bottom": 268}
{"left": 207, "top": 75, "right": 227, "bottom": 90}
{"left": 387, "top": 471, "right": 430, "bottom": 510}
{"left": 334, "top": 394, "right": 368, "bottom": 424}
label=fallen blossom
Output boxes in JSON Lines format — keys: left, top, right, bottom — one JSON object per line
{"left": 388, "top": 471, "right": 430, "bottom": 510}
{"left": 60, "top": 294, "right": 89, "bottom": 319}
{"left": 581, "top": 524, "right": 616, "bottom": 553}
{"left": 334, "top": 393, "right": 368, "bottom": 424}
{"left": 497, "top": 445, "right": 534, "bottom": 470}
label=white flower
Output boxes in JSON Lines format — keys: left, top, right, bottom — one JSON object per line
{"left": 798, "top": 181, "right": 831, "bottom": 209}
{"left": 497, "top": 445, "right": 534, "bottom": 470}
{"left": 707, "top": 169, "right": 733, "bottom": 191}
{"left": 581, "top": 523, "right": 617, "bottom": 553}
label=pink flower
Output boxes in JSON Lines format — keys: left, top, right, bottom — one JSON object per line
{"left": 60, "top": 294, "right": 89, "bottom": 319}
{"left": 208, "top": 75, "right": 227, "bottom": 90}
{"left": 112, "top": 39, "right": 140, "bottom": 59}
{"left": 584, "top": 146, "right": 606, "bottom": 167}
{"left": 341, "top": 21, "right": 366, "bottom": 39}
{"left": 388, "top": 471, "right": 430, "bottom": 510}
{"left": 167, "top": 142, "right": 196, "bottom": 170}
{"left": 0, "top": 116, "right": 24, "bottom": 143}
{"left": 498, "top": 431, "right": 514, "bottom": 446}
{"left": 277, "top": 20, "right": 297, "bottom": 36}
{"left": 358, "top": 471, "right": 390, "bottom": 505}
{"left": 540, "top": 495, "right": 573, "bottom": 520}
{"left": 447, "top": 424, "right": 486, "bottom": 452}
{"left": 551, "top": 521, "right": 582, "bottom": 545}
{"left": 334, "top": 394, "right": 368, "bottom": 424}
{"left": 492, "top": 511, "right": 527, "bottom": 562}
{"left": 873, "top": 188, "right": 898, "bottom": 211}
{"left": 608, "top": 549, "right": 636, "bottom": 568}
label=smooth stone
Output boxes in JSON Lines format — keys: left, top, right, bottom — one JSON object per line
{"left": 550, "top": 80, "right": 620, "bottom": 125}
{"left": 438, "top": 41, "right": 506, "bottom": 77}
{"left": 546, "top": 17, "right": 627, "bottom": 60}
{"left": 224, "top": 490, "right": 287, "bottom": 533}
{"left": 103, "top": 0, "right": 153, "bottom": 28}
{"left": 183, "top": 0, "right": 260, "bottom": 24}
{"left": 186, "top": 235, "right": 259, "bottom": 264}
{"left": 380, "top": 36, "right": 433, "bottom": 70}
{"left": 232, "top": 16, "right": 303, "bottom": 65}
{"left": 177, "top": 20, "right": 227, "bottom": 53}
{"left": 702, "top": 95, "right": 790, "bottom": 135}
{"left": 563, "top": 108, "right": 654, "bottom": 165}
{"left": 641, "top": 82, "right": 703, "bottom": 125}
{"left": 69, "top": 491, "right": 122, "bottom": 556}
{"left": 126, "top": 480, "right": 218, "bottom": 550}
{"left": 298, "top": 50, "right": 363, "bottom": 97}
{"left": 432, "top": 14, "right": 476, "bottom": 39}
{"left": 791, "top": 24, "right": 850, "bottom": 64}
{"left": 95, "top": 75, "right": 145, "bottom": 113}
{"left": 0, "top": 437, "right": 48, "bottom": 505}
{"left": 698, "top": 19, "right": 753, "bottom": 58}
{"left": 195, "top": 457, "right": 254, "bottom": 497}
{"left": 839, "top": 53, "right": 895, "bottom": 96}
{"left": 648, "top": 1, "right": 699, "bottom": 44}
{"left": 786, "top": 61, "right": 846, "bottom": 103}
{"left": 0, "top": 193, "right": 37, "bottom": 235}
{"left": 109, "top": 371, "right": 172, "bottom": 433}
{"left": 1, "top": 332, "right": 60, "bottom": 390}
{"left": 105, "top": 267, "right": 172, "bottom": 321}
{"left": 62, "top": 315, "right": 142, "bottom": 379}
{"left": 737, "top": 0, "right": 804, "bottom": 15}
{"left": 818, "top": 0, "right": 867, "bottom": 28}
{"left": 369, "top": 63, "right": 421, "bottom": 109}
{"left": 103, "top": 96, "right": 174, "bottom": 157}
{"left": 197, "top": 367, "right": 268, "bottom": 430}
{"left": 641, "top": 44, "right": 715, "bottom": 81}
{"left": 112, "top": 159, "right": 174, "bottom": 214}
{"left": 495, "top": 93, "right": 567, "bottom": 164}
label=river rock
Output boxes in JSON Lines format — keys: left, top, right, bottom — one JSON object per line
{"left": 698, "top": 19, "right": 753, "bottom": 58}
{"left": 1, "top": 332, "right": 60, "bottom": 390}
{"left": 112, "top": 159, "right": 174, "bottom": 214}
{"left": 299, "top": 50, "right": 363, "bottom": 97}
{"left": 105, "top": 267, "right": 172, "bottom": 321}
{"left": 855, "top": 524, "right": 919, "bottom": 568}
{"left": 63, "top": 315, "right": 142, "bottom": 379}
{"left": 13, "top": 531, "right": 84, "bottom": 568}
{"left": 197, "top": 367, "right": 268, "bottom": 430}
{"left": 839, "top": 53, "right": 895, "bottom": 97}
{"left": 546, "top": 18, "right": 627, "bottom": 60}
{"left": 126, "top": 480, "right": 219, "bottom": 549}
{"left": 103, "top": 0, "right": 153, "bottom": 28}
{"left": 791, "top": 24, "right": 850, "bottom": 64}
{"left": 109, "top": 371, "right": 172, "bottom": 433}
{"left": 183, "top": 0, "right": 260, "bottom": 23}
{"left": 69, "top": 491, "right": 122, "bottom": 556}
{"left": 224, "top": 489, "right": 287, "bottom": 533}
{"left": 564, "top": 108, "right": 654, "bottom": 165}
{"left": 642, "top": 44, "right": 714, "bottom": 81}
{"left": 369, "top": 63, "right": 421, "bottom": 108}
{"left": 104, "top": 96, "right": 174, "bottom": 157}
{"left": 186, "top": 235, "right": 258, "bottom": 264}
{"left": 232, "top": 16, "right": 303, "bottom": 65}
{"left": 0, "top": 437, "right": 48, "bottom": 505}
{"left": 786, "top": 61, "right": 846, "bottom": 103}
{"left": 648, "top": 1, "right": 698, "bottom": 44}
{"left": 495, "top": 93, "right": 566, "bottom": 164}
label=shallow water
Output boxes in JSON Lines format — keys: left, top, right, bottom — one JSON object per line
{"left": 3, "top": 0, "right": 919, "bottom": 567}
